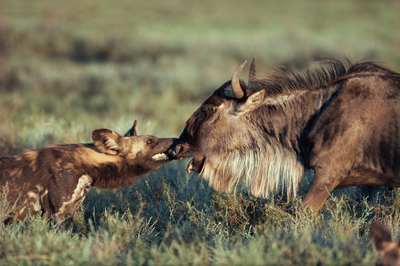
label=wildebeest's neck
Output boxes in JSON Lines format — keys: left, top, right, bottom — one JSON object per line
{"left": 252, "top": 84, "right": 342, "bottom": 154}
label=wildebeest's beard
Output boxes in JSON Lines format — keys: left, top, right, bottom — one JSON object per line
{"left": 198, "top": 115, "right": 305, "bottom": 199}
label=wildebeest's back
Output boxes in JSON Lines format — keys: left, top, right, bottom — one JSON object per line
{"left": 305, "top": 71, "right": 400, "bottom": 188}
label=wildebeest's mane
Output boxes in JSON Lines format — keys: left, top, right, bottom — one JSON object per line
{"left": 250, "top": 59, "right": 398, "bottom": 95}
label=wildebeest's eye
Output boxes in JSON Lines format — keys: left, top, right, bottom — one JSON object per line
{"left": 207, "top": 107, "right": 216, "bottom": 112}
{"left": 146, "top": 139, "right": 153, "bottom": 144}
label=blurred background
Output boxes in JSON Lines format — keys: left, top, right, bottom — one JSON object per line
{"left": 1, "top": 0, "right": 400, "bottom": 154}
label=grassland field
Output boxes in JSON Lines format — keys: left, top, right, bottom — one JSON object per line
{"left": 1, "top": 0, "right": 400, "bottom": 265}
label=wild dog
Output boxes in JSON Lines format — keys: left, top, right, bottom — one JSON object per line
{"left": 0, "top": 121, "right": 174, "bottom": 228}
{"left": 371, "top": 221, "right": 400, "bottom": 266}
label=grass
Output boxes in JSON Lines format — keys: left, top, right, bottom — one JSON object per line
{"left": 1, "top": 168, "right": 397, "bottom": 265}
{"left": 1, "top": 0, "right": 400, "bottom": 264}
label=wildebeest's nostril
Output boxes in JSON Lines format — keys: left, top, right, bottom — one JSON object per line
{"left": 174, "top": 145, "right": 182, "bottom": 155}
{"left": 168, "top": 144, "right": 183, "bottom": 157}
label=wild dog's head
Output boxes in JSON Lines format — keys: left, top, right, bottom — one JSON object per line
{"left": 92, "top": 120, "right": 175, "bottom": 171}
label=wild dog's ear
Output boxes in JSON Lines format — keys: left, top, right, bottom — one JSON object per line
{"left": 370, "top": 221, "right": 394, "bottom": 251}
{"left": 92, "top": 129, "right": 126, "bottom": 155}
{"left": 124, "top": 120, "right": 137, "bottom": 137}
{"left": 236, "top": 89, "right": 266, "bottom": 113}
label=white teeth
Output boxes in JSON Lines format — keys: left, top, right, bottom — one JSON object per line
{"left": 187, "top": 159, "right": 194, "bottom": 174}
{"left": 187, "top": 164, "right": 193, "bottom": 174}
{"left": 152, "top": 153, "right": 168, "bottom": 161}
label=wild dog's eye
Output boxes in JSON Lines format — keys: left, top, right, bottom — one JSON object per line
{"left": 146, "top": 139, "right": 153, "bottom": 144}
{"left": 208, "top": 107, "right": 216, "bottom": 112}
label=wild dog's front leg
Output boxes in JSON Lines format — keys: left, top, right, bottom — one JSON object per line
{"left": 48, "top": 171, "right": 92, "bottom": 227}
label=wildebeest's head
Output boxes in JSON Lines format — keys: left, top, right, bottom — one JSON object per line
{"left": 93, "top": 120, "right": 174, "bottom": 170}
{"left": 168, "top": 59, "right": 304, "bottom": 197}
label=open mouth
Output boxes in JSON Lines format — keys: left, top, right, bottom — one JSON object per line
{"left": 186, "top": 157, "right": 204, "bottom": 174}
{"left": 151, "top": 153, "right": 169, "bottom": 161}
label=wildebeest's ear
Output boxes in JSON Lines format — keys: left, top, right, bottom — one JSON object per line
{"left": 370, "top": 221, "right": 393, "bottom": 251}
{"left": 236, "top": 89, "right": 266, "bottom": 113}
{"left": 92, "top": 129, "right": 125, "bottom": 155}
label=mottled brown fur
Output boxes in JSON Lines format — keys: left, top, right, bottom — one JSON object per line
{"left": 169, "top": 58, "right": 400, "bottom": 213}
{"left": 0, "top": 122, "right": 174, "bottom": 227}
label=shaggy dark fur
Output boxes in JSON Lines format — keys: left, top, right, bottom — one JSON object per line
{"left": 169, "top": 58, "right": 400, "bottom": 213}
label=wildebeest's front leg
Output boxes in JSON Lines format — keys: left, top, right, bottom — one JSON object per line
{"left": 302, "top": 113, "right": 371, "bottom": 213}
{"left": 302, "top": 167, "right": 347, "bottom": 213}
{"left": 302, "top": 137, "right": 362, "bottom": 212}
{"left": 302, "top": 85, "right": 370, "bottom": 213}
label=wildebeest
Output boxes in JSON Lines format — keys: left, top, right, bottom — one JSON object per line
{"left": 168, "top": 57, "right": 400, "bottom": 213}
{"left": 370, "top": 221, "right": 400, "bottom": 266}
{"left": 0, "top": 121, "right": 174, "bottom": 227}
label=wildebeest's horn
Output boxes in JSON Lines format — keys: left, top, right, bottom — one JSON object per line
{"left": 248, "top": 57, "right": 257, "bottom": 87}
{"left": 231, "top": 60, "right": 247, "bottom": 99}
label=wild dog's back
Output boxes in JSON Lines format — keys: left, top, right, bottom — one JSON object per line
{"left": 0, "top": 145, "right": 93, "bottom": 223}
